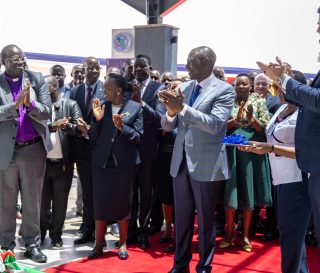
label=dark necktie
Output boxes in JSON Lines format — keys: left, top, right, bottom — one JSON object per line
{"left": 189, "top": 84, "right": 201, "bottom": 106}
{"left": 85, "top": 86, "right": 93, "bottom": 115}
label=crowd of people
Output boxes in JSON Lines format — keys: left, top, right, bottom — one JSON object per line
{"left": 0, "top": 7, "right": 320, "bottom": 273}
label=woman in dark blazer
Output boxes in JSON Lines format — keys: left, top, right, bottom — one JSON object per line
{"left": 87, "top": 74, "right": 143, "bottom": 260}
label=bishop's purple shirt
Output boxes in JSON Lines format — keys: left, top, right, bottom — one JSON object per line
{"left": 5, "top": 73, "right": 39, "bottom": 142}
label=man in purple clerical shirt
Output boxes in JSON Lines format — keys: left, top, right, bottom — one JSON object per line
{"left": 0, "top": 44, "right": 52, "bottom": 263}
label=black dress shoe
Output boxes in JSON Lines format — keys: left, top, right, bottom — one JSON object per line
{"left": 138, "top": 234, "right": 150, "bottom": 249}
{"left": 118, "top": 250, "right": 129, "bottom": 260}
{"left": 24, "top": 247, "right": 47, "bottom": 263}
{"left": 262, "top": 230, "right": 278, "bottom": 242}
{"left": 168, "top": 266, "right": 190, "bottom": 273}
{"left": 74, "top": 232, "right": 95, "bottom": 245}
{"left": 148, "top": 225, "right": 162, "bottom": 235}
{"left": 159, "top": 236, "right": 172, "bottom": 243}
{"left": 164, "top": 244, "right": 175, "bottom": 253}
{"left": 126, "top": 235, "right": 138, "bottom": 245}
{"left": 1, "top": 246, "right": 14, "bottom": 253}
{"left": 87, "top": 248, "right": 103, "bottom": 259}
{"left": 52, "top": 239, "right": 63, "bottom": 249}
{"left": 76, "top": 223, "right": 85, "bottom": 236}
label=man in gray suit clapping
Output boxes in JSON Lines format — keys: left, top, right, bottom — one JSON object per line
{"left": 0, "top": 44, "right": 52, "bottom": 263}
{"left": 159, "top": 46, "right": 235, "bottom": 273}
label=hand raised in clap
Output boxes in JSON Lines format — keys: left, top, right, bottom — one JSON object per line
{"left": 158, "top": 88, "right": 184, "bottom": 117}
{"left": 112, "top": 114, "right": 124, "bottom": 131}
{"left": 76, "top": 118, "right": 89, "bottom": 136}
{"left": 16, "top": 79, "right": 31, "bottom": 109}
{"left": 92, "top": 98, "right": 105, "bottom": 121}
{"left": 256, "top": 57, "right": 290, "bottom": 82}
{"left": 131, "top": 82, "right": 142, "bottom": 103}
{"left": 53, "top": 117, "right": 71, "bottom": 130}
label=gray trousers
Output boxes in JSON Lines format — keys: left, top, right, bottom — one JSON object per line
{"left": 173, "top": 159, "right": 219, "bottom": 273}
{"left": 0, "top": 141, "right": 46, "bottom": 249}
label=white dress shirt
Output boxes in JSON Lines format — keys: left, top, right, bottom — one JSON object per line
{"left": 166, "top": 74, "right": 214, "bottom": 121}
{"left": 265, "top": 104, "right": 302, "bottom": 185}
{"left": 47, "top": 105, "right": 63, "bottom": 159}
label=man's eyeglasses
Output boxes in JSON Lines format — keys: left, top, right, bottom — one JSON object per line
{"left": 7, "top": 57, "right": 27, "bottom": 64}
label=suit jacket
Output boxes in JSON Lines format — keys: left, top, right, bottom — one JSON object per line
{"left": 0, "top": 70, "right": 52, "bottom": 170}
{"left": 47, "top": 96, "right": 82, "bottom": 168}
{"left": 69, "top": 80, "right": 104, "bottom": 158}
{"left": 69, "top": 80, "right": 104, "bottom": 125}
{"left": 161, "top": 75, "right": 235, "bottom": 181}
{"left": 285, "top": 72, "right": 320, "bottom": 174}
{"left": 127, "top": 80, "right": 165, "bottom": 159}
{"left": 265, "top": 92, "right": 282, "bottom": 116}
{"left": 88, "top": 99, "right": 143, "bottom": 169}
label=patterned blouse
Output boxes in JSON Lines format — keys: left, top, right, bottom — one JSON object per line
{"left": 230, "top": 95, "right": 270, "bottom": 129}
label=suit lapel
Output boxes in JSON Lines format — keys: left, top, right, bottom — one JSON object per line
{"left": 142, "top": 81, "right": 155, "bottom": 101}
{"left": 311, "top": 70, "right": 320, "bottom": 87}
{"left": 0, "top": 73, "right": 14, "bottom": 104}
{"left": 193, "top": 78, "right": 217, "bottom": 109}
{"left": 183, "top": 81, "right": 196, "bottom": 106}
{"left": 23, "top": 71, "right": 37, "bottom": 102}
{"left": 265, "top": 93, "right": 272, "bottom": 107}
{"left": 88, "top": 81, "right": 104, "bottom": 115}
{"left": 53, "top": 96, "right": 63, "bottom": 120}
{"left": 118, "top": 99, "right": 128, "bottom": 115}
{"left": 104, "top": 101, "right": 116, "bottom": 137}
{"left": 75, "top": 84, "right": 85, "bottom": 114}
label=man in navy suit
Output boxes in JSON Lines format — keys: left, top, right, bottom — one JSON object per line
{"left": 69, "top": 56, "right": 104, "bottom": 245}
{"left": 257, "top": 6, "right": 320, "bottom": 269}
{"left": 126, "top": 54, "right": 165, "bottom": 249}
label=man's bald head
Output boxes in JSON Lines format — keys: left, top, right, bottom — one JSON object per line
{"left": 186, "top": 46, "right": 216, "bottom": 82}
{"left": 0, "top": 44, "right": 23, "bottom": 65}
{"left": 44, "top": 75, "right": 60, "bottom": 101}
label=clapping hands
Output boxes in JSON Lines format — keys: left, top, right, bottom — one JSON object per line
{"left": 53, "top": 117, "right": 71, "bottom": 130}
{"left": 16, "top": 79, "right": 31, "bottom": 109}
{"left": 92, "top": 98, "right": 105, "bottom": 121}
{"left": 76, "top": 118, "right": 89, "bottom": 136}
{"left": 234, "top": 102, "right": 254, "bottom": 125}
{"left": 112, "top": 114, "right": 124, "bottom": 131}
{"left": 131, "top": 82, "right": 142, "bottom": 103}
{"left": 256, "top": 57, "right": 292, "bottom": 83}
{"left": 158, "top": 88, "right": 184, "bottom": 117}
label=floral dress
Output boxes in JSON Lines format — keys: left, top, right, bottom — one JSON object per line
{"left": 224, "top": 95, "right": 273, "bottom": 210}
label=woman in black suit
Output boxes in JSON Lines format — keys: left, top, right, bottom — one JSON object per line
{"left": 87, "top": 74, "right": 143, "bottom": 260}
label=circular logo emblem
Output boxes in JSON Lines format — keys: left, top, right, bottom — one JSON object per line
{"left": 112, "top": 32, "right": 132, "bottom": 53}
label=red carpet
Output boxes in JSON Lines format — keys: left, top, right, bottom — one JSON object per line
{"left": 45, "top": 233, "right": 319, "bottom": 273}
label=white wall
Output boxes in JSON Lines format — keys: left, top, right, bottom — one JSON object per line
{"left": 1, "top": 0, "right": 319, "bottom": 75}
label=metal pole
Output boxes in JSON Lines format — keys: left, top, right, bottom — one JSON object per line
{"left": 146, "top": 0, "right": 162, "bottom": 24}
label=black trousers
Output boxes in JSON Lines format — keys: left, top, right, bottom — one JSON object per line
{"left": 277, "top": 181, "right": 311, "bottom": 273}
{"left": 40, "top": 160, "right": 73, "bottom": 241}
{"left": 129, "top": 158, "right": 156, "bottom": 235}
{"left": 76, "top": 154, "right": 95, "bottom": 234}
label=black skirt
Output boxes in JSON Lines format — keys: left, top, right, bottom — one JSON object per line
{"left": 92, "top": 164, "right": 135, "bottom": 221}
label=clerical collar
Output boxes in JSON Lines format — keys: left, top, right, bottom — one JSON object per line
{"left": 4, "top": 72, "right": 22, "bottom": 83}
